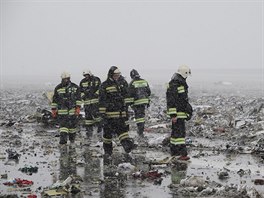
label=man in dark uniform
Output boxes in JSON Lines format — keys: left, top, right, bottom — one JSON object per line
{"left": 128, "top": 69, "right": 151, "bottom": 138}
{"left": 79, "top": 70, "right": 102, "bottom": 137}
{"left": 99, "top": 66, "right": 135, "bottom": 161}
{"left": 51, "top": 72, "right": 82, "bottom": 145}
{"left": 166, "top": 65, "right": 193, "bottom": 161}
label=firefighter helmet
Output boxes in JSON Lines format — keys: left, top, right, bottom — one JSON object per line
{"left": 177, "top": 65, "right": 191, "bottom": 78}
{"left": 61, "top": 71, "right": 71, "bottom": 79}
{"left": 83, "top": 70, "right": 92, "bottom": 76}
{"left": 113, "top": 68, "right": 121, "bottom": 74}
{"left": 130, "top": 69, "right": 140, "bottom": 79}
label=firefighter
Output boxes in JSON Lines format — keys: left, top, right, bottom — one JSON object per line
{"left": 166, "top": 65, "right": 193, "bottom": 161}
{"left": 99, "top": 66, "right": 135, "bottom": 160}
{"left": 51, "top": 72, "right": 82, "bottom": 145}
{"left": 79, "top": 70, "right": 102, "bottom": 137}
{"left": 128, "top": 69, "right": 151, "bottom": 138}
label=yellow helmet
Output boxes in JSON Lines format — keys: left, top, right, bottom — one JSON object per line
{"left": 61, "top": 71, "right": 71, "bottom": 79}
{"left": 83, "top": 70, "right": 92, "bottom": 76}
{"left": 177, "top": 65, "right": 191, "bottom": 78}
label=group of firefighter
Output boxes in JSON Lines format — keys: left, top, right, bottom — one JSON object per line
{"left": 51, "top": 65, "right": 193, "bottom": 161}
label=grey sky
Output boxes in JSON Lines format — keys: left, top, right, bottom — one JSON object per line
{"left": 0, "top": 0, "right": 263, "bottom": 86}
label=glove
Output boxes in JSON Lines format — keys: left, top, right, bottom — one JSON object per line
{"left": 75, "top": 107, "right": 81, "bottom": 115}
{"left": 51, "top": 109, "right": 57, "bottom": 118}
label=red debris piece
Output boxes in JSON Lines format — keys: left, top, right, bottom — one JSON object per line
{"left": 28, "top": 195, "right": 37, "bottom": 198}
{"left": 133, "top": 170, "right": 162, "bottom": 180}
{"left": 3, "top": 178, "right": 33, "bottom": 187}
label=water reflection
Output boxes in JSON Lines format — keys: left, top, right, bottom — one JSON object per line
{"left": 171, "top": 160, "right": 188, "bottom": 185}
{"left": 59, "top": 145, "right": 77, "bottom": 181}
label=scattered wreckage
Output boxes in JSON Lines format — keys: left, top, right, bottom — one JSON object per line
{"left": 0, "top": 87, "right": 263, "bottom": 197}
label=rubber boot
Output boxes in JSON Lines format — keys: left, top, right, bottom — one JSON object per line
{"left": 69, "top": 133, "right": 76, "bottom": 144}
{"left": 137, "top": 123, "right": 145, "bottom": 137}
{"left": 59, "top": 132, "right": 68, "bottom": 145}
{"left": 86, "top": 126, "right": 93, "bottom": 138}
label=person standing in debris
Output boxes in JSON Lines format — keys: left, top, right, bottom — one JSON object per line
{"left": 128, "top": 69, "right": 151, "bottom": 138}
{"left": 166, "top": 65, "right": 193, "bottom": 160}
{"left": 79, "top": 70, "right": 102, "bottom": 137}
{"left": 99, "top": 66, "right": 135, "bottom": 161}
{"left": 51, "top": 72, "right": 82, "bottom": 145}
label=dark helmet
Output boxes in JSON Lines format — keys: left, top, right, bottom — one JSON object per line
{"left": 130, "top": 69, "right": 140, "bottom": 79}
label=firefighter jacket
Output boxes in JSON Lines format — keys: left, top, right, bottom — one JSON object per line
{"left": 99, "top": 67, "right": 128, "bottom": 118}
{"left": 128, "top": 77, "right": 151, "bottom": 106}
{"left": 166, "top": 73, "right": 191, "bottom": 119}
{"left": 79, "top": 75, "right": 101, "bottom": 106}
{"left": 51, "top": 81, "right": 82, "bottom": 115}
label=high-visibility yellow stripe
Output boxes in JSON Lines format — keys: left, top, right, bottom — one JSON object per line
{"left": 99, "top": 107, "right": 106, "bottom": 113}
{"left": 58, "top": 109, "right": 68, "bottom": 115}
{"left": 57, "top": 88, "right": 66, "bottom": 94}
{"left": 135, "top": 117, "right": 145, "bottom": 124}
{"left": 125, "top": 98, "right": 134, "bottom": 104}
{"left": 84, "top": 98, "right": 99, "bottom": 105}
{"left": 85, "top": 120, "right": 95, "bottom": 125}
{"left": 51, "top": 103, "right": 57, "bottom": 108}
{"left": 132, "top": 80, "right": 148, "bottom": 88}
{"left": 69, "top": 128, "right": 76, "bottom": 133}
{"left": 170, "top": 137, "right": 185, "bottom": 145}
{"left": 106, "top": 111, "right": 126, "bottom": 118}
{"left": 69, "top": 109, "right": 75, "bottom": 115}
{"left": 134, "top": 98, "right": 149, "bottom": 105}
{"left": 177, "top": 86, "right": 185, "bottom": 93}
{"left": 103, "top": 138, "right": 112, "bottom": 144}
{"left": 106, "top": 86, "right": 117, "bottom": 93}
{"left": 76, "top": 100, "right": 82, "bottom": 106}
{"left": 119, "top": 132, "right": 129, "bottom": 141}
{"left": 82, "top": 82, "right": 89, "bottom": 87}
{"left": 167, "top": 108, "right": 177, "bottom": 115}
{"left": 59, "top": 127, "right": 69, "bottom": 133}
{"left": 176, "top": 112, "right": 187, "bottom": 118}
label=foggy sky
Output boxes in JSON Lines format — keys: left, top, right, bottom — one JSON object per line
{"left": 0, "top": 0, "right": 263, "bottom": 86}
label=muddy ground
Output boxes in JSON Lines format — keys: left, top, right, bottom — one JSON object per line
{"left": 0, "top": 84, "right": 263, "bottom": 198}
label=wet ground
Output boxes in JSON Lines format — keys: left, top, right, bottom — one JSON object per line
{"left": 0, "top": 86, "right": 264, "bottom": 197}
{"left": 0, "top": 123, "right": 263, "bottom": 198}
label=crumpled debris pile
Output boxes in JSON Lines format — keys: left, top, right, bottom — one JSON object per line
{"left": 42, "top": 175, "right": 82, "bottom": 196}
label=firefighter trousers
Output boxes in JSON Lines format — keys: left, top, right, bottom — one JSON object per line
{"left": 103, "top": 118, "right": 134, "bottom": 155}
{"left": 170, "top": 118, "right": 187, "bottom": 156}
{"left": 58, "top": 115, "right": 79, "bottom": 144}
{"left": 133, "top": 105, "right": 146, "bottom": 136}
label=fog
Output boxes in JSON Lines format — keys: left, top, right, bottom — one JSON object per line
{"left": 0, "top": 0, "right": 263, "bottom": 89}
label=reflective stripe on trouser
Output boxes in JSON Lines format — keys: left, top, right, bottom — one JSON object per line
{"left": 57, "top": 108, "right": 76, "bottom": 115}
{"left": 134, "top": 98, "right": 149, "bottom": 105}
{"left": 170, "top": 137, "right": 185, "bottom": 145}
{"left": 103, "top": 137, "right": 112, "bottom": 144}
{"left": 133, "top": 105, "right": 146, "bottom": 124}
{"left": 85, "top": 119, "right": 95, "bottom": 126}
{"left": 170, "top": 118, "right": 187, "bottom": 156}
{"left": 135, "top": 117, "right": 145, "bottom": 124}
{"left": 60, "top": 127, "right": 69, "bottom": 133}
{"left": 69, "top": 128, "right": 76, "bottom": 134}
{"left": 119, "top": 132, "right": 129, "bottom": 141}
{"left": 103, "top": 118, "right": 130, "bottom": 155}
{"left": 106, "top": 111, "right": 126, "bottom": 118}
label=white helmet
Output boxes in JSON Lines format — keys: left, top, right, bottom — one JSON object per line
{"left": 83, "top": 70, "right": 92, "bottom": 76}
{"left": 61, "top": 71, "right": 71, "bottom": 79}
{"left": 113, "top": 68, "right": 121, "bottom": 74}
{"left": 177, "top": 65, "right": 191, "bottom": 78}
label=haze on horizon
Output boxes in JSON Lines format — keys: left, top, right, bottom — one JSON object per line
{"left": 0, "top": 0, "right": 263, "bottom": 87}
